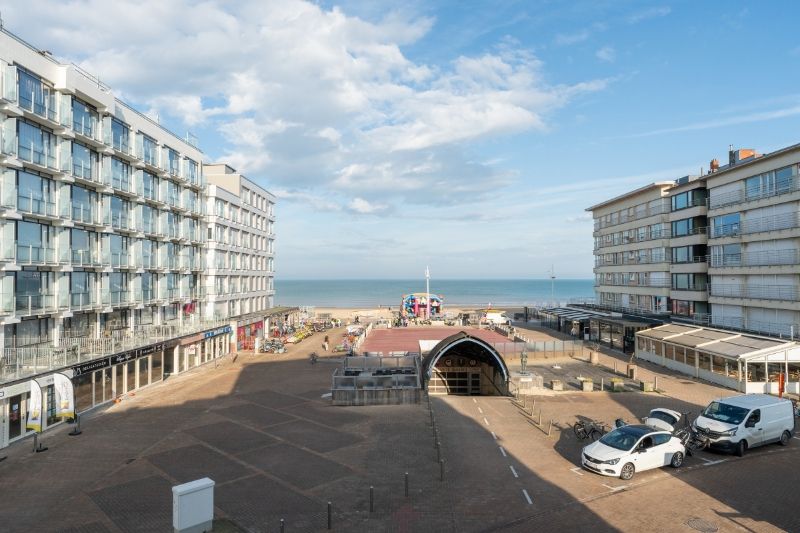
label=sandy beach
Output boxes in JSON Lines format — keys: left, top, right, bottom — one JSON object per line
{"left": 307, "top": 305, "right": 527, "bottom": 321}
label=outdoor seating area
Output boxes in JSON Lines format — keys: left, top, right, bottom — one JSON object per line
{"left": 635, "top": 324, "right": 800, "bottom": 394}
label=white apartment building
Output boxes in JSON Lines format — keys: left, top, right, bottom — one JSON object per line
{"left": 0, "top": 28, "right": 236, "bottom": 449}
{"left": 590, "top": 143, "right": 800, "bottom": 340}
{"left": 204, "top": 163, "right": 276, "bottom": 351}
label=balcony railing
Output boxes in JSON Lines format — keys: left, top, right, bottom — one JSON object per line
{"left": 595, "top": 255, "right": 669, "bottom": 267}
{"left": 14, "top": 293, "right": 56, "bottom": 315}
{"left": 71, "top": 249, "right": 101, "bottom": 267}
{"left": 595, "top": 279, "right": 672, "bottom": 288}
{"left": 709, "top": 179, "right": 800, "bottom": 210}
{"left": 594, "top": 202, "right": 670, "bottom": 231}
{"left": 17, "top": 244, "right": 56, "bottom": 265}
{"left": 709, "top": 249, "right": 800, "bottom": 268}
{"left": 595, "top": 230, "right": 670, "bottom": 249}
{"left": 709, "top": 283, "right": 799, "bottom": 301}
{"left": 69, "top": 292, "right": 96, "bottom": 310}
{"left": 17, "top": 193, "right": 57, "bottom": 217}
{"left": 710, "top": 212, "right": 800, "bottom": 239}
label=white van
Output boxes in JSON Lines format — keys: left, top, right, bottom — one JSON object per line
{"left": 694, "top": 394, "right": 795, "bottom": 456}
{"left": 482, "top": 311, "right": 510, "bottom": 326}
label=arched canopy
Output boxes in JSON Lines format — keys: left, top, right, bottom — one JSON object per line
{"left": 421, "top": 331, "right": 509, "bottom": 383}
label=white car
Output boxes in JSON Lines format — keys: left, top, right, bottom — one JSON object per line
{"left": 643, "top": 407, "right": 683, "bottom": 432}
{"left": 581, "top": 424, "right": 686, "bottom": 480}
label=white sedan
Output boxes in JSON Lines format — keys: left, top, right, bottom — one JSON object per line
{"left": 581, "top": 424, "right": 686, "bottom": 480}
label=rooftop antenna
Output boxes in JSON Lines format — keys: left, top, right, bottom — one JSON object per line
{"left": 549, "top": 265, "right": 556, "bottom": 304}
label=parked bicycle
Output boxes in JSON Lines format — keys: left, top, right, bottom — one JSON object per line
{"left": 574, "top": 419, "right": 608, "bottom": 441}
{"left": 673, "top": 423, "right": 711, "bottom": 456}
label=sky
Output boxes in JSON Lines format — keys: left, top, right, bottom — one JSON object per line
{"left": 6, "top": 1, "right": 800, "bottom": 279}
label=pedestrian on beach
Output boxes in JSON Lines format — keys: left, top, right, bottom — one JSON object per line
{"left": 323, "top": 334, "right": 330, "bottom": 352}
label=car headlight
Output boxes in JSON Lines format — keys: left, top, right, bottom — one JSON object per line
{"left": 603, "top": 458, "right": 620, "bottom": 465}
{"left": 720, "top": 428, "right": 737, "bottom": 436}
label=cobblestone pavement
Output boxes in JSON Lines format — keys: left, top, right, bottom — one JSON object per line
{"left": 0, "top": 325, "right": 797, "bottom": 532}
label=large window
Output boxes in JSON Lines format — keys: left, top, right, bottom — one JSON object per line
{"left": 671, "top": 217, "right": 706, "bottom": 237}
{"left": 17, "top": 220, "right": 52, "bottom": 263}
{"left": 185, "top": 159, "right": 198, "bottom": 184}
{"left": 142, "top": 171, "right": 157, "bottom": 200}
{"left": 71, "top": 228, "right": 95, "bottom": 265}
{"left": 711, "top": 213, "right": 740, "bottom": 238}
{"left": 111, "top": 158, "right": 131, "bottom": 191}
{"left": 111, "top": 119, "right": 130, "bottom": 153}
{"left": 110, "top": 234, "right": 129, "bottom": 267}
{"left": 165, "top": 147, "right": 180, "bottom": 175}
{"left": 710, "top": 244, "right": 741, "bottom": 267}
{"left": 70, "top": 271, "right": 93, "bottom": 307}
{"left": 15, "top": 270, "right": 50, "bottom": 312}
{"left": 72, "top": 142, "right": 97, "bottom": 180}
{"left": 671, "top": 244, "right": 707, "bottom": 264}
{"left": 671, "top": 189, "right": 707, "bottom": 211}
{"left": 71, "top": 185, "right": 97, "bottom": 223}
{"left": 110, "top": 196, "right": 129, "bottom": 230}
{"left": 17, "top": 170, "right": 54, "bottom": 216}
{"left": 72, "top": 99, "right": 98, "bottom": 138}
{"left": 110, "top": 272, "right": 128, "bottom": 304}
{"left": 18, "top": 120, "right": 56, "bottom": 168}
{"left": 18, "top": 69, "right": 55, "bottom": 121}
{"left": 745, "top": 166, "right": 793, "bottom": 200}
{"left": 141, "top": 135, "right": 157, "bottom": 166}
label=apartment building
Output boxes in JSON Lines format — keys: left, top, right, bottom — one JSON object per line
{"left": 0, "top": 29, "right": 235, "bottom": 449}
{"left": 589, "top": 142, "right": 800, "bottom": 340}
{"left": 204, "top": 163, "right": 276, "bottom": 351}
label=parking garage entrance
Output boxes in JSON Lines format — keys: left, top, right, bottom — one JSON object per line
{"left": 422, "top": 332, "right": 510, "bottom": 396}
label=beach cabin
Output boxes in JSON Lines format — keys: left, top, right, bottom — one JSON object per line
{"left": 635, "top": 324, "right": 800, "bottom": 394}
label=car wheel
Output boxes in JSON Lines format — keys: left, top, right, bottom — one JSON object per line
{"left": 735, "top": 440, "right": 747, "bottom": 457}
{"left": 779, "top": 431, "right": 791, "bottom": 446}
{"left": 619, "top": 462, "right": 635, "bottom": 480}
{"left": 670, "top": 451, "right": 684, "bottom": 468}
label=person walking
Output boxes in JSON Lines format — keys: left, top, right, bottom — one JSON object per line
{"left": 323, "top": 334, "right": 330, "bottom": 352}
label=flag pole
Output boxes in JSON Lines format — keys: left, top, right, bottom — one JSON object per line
{"left": 63, "top": 372, "right": 82, "bottom": 436}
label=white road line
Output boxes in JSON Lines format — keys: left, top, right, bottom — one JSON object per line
{"left": 483, "top": 417, "right": 490, "bottom": 426}
{"left": 570, "top": 467, "right": 585, "bottom": 476}
{"left": 602, "top": 483, "right": 627, "bottom": 492}
{"left": 491, "top": 431, "right": 498, "bottom": 440}
{"left": 472, "top": 398, "right": 477, "bottom": 404}
{"left": 478, "top": 407, "right": 484, "bottom": 414}
{"left": 522, "top": 489, "right": 533, "bottom": 505}
{"left": 702, "top": 459, "right": 727, "bottom": 466}
{"left": 794, "top": 437, "right": 800, "bottom": 440}
{"left": 509, "top": 465, "right": 519, "bottom": 478}
{"left": 499, "top": 446, "right": 507, "bottom": 457}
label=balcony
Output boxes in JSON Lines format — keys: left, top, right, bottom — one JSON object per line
{"left": 16, "top": 244, "right": 56, "bottom": 265}
{"left": 104, "top": 290, "right": 132, "bottom": 306}
{"left": 69, "top": 292, "right": 97, "bottom": 311}
{"left": 710, "top": 249, "right": 800, "bottom": 268}
{"left": 110, "top": 252, "right": 132, "bottom": 269}
{"left": 593, "top": 202, "right": 670, "bottom": 231}
{"left": 709, "top": 179, "right": 800, "bottom": 210}
{"left": 71, "top": 249, "right": 102, "bottom": 268}
{"left": 16, "top": 193, "right": 57, "bottom": 219}
{"left": 18, "top": 141, "right": 57, "bottom": 171}
{"left": 595, "top": 278, "right": 671, "bottom": 288}
{"left": 15, "top": 293, "right": 56, "bottom": 316}
{"left": 710, "top": 212, "right": 800, "bottom": 239}
{"left": 71, "top": 204, "right": 102, "bottom": 226}
{"left": 709, "top": 283, "right": 799, "bottom": 301}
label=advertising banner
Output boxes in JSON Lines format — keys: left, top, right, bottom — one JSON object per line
{"left": 54, "top": 373, "right": 75, "bottom": 419}
{"left": 26, "top": 380, "right": 42, "bottom": 432}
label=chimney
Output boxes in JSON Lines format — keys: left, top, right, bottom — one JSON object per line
{"left": 710, "top": 158, "right": 720, "bottom": 172}
{"left": 728, "top": 145, "right": 735, "bottom": 166}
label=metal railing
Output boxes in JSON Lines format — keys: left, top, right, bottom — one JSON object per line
{"left": 710, "top": 212, "right": 800, "bottom": 239}
{"left": 709, "top": 284, "right": 800, "bottom": 301}
{"left": 709, "top": 249, "right": 800, "bottom": 268}
{"left": 595, "top": 230, "right": 670, "bottom": 249}
{"left": 594, "top": 202, "right": 670, "bottom": 231}
{"left": 709, "top": 179, "right": 799, "bottom": 210}
{"left": 595, "top": 278, "right": 672, "bottom": 288}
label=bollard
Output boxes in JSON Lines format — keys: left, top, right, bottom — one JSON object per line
{"left": 614, "top": 361, "right": 617, "bottom": 374}
{"left": 404, "top": 472, "right": 409, "bottom": 497}
{"left": 601, "top": 378, "right": 604, "bottom": 392}
{"left": 654, "top": 375, "right": 659, "bottom": 390}
{"left": 538, "top": 410, "right": 542, "bottom": 425}
{"left": 370, "top": 486, "right": 374, "bottom": 513}
{"left": 548, "top": 419, "right": 553, "bottom": 436}
{"left": 280, "top": 518, "right": 285, "bottom": 533}
{"left": 327, "top": 501, "right": 332, "bottom": 530}
{"left": 437, "top": 441, "right": 441, "bottom": 462}
{"left": 69, "top": 414, "right": 82, "bottom": 436}
{"left": 440, "top": 459, "right": 445, "bottom": 481}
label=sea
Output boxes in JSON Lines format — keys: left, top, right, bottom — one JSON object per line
{"left": 275, "top": 279, "right": 595, "bottom": 308}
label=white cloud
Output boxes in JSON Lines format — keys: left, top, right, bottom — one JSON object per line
{"left": 627, "top": 6, "right": 671, "bottom": 24}
{"left": 595, "top": 46, "right": 616, "bottom": 63}
{"left": 628, "top": 104, "right": 800, "bottom": 138}
{"left": 348, "top": 197, "right": 389, "bottom": 214}
{"left": 554, "top": 29, "right": 591, "bottom": 46}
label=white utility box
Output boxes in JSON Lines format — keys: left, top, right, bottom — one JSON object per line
{"left": 172, "top": 477, "right": 215, "bottom": 533}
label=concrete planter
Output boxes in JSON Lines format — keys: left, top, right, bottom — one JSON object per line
{"left": 640, "top": 381, "right": 655, "bottom": 392}
{"left": 611, "top": 379, "right": 625, "bottom": 392}
{"left": 551, "top": 379, "right": 563, "bottom": 391}
{"left": 590, "top": 351, "right": 599, "bottom": 365}
{"left": 581, "top": 380, "right": 594, "bottom": 392}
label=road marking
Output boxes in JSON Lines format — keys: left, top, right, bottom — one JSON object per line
{"left": 570, "top": 467, "right": 585, "bottom": 476}
{"left": 472, "top": 398, "right": 477, "bottom": 404}
{"left": 509, "top": 465, "right": 519, "bottom": 478}
{"left": 698, "top": 457, "right": 727, "bottom": 466}
{"left": 499, "top": 446, "right": 507, "bottom": 457}
{"left": 602, "top": 483, "right": 627, "bottom": 492}
{"left": 483, "top": 417, "right": 490, "bottom": 426}
{"left": 522, "top": 489, "right": 532, "bottom": 505}
{"left": 794, "top": 437, "right": 800, "bottom": 440}
{"left": 478, "top": 407, "right": 484, "bottom": 414}
{"left": 491, "top": 431, "right": 498, "bottom": 440}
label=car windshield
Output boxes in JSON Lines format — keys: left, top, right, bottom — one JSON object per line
{"left": 599, "top": 427, "right": 641, "bottom": 451}
{"left": 649, "top": 410, "right": 678, "bottom": 426}
{"left": 702, "top": 401, "right": 749, "bottom": 425}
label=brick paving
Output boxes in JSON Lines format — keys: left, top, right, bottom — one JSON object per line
{"left": 0, "top": 324, "right": 797, "bottom": 532}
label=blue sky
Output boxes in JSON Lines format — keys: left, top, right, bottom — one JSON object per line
{"left": 7, "top": 1, "right": 800, "bottom": 279}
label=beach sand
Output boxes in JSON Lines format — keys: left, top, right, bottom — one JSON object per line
{"left": 307, "top": 305, "right": 527, "bottom": 321}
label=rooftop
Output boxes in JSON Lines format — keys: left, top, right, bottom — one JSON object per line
{"left": 636, "top": 324, "right": 795, "bottom": 360}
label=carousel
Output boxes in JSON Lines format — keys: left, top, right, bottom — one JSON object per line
{"left": 401, "top": 293, "right": 443, "bottom": 319}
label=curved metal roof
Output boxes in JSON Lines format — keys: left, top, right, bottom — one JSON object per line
{"left": 421, "top": 331, "right": 509, "bottom": 383}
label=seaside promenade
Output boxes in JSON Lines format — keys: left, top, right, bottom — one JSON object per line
{"left": 0, "top": 323, "right": 797, "bottom": 532}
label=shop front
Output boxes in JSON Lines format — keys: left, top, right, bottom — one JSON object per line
{"left": 236, "top": 318, "right": 264, "bottom": 351}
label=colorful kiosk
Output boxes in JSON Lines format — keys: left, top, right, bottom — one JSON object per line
{"left": 401, "top": 293, "right": 443, "bottom": 319}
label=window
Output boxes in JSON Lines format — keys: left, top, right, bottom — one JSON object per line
{"left": 110, "top": 196, "right": 129, "bottom": 229}
{"left": 142, "top": 171, "right": 157, "bottom": 200}
{"left": 18, "top": 120, "right": 56, "bottom": 168}
{"left": 71, "top": 185, "right": 97, "bottom": 223}
{"left": 185, "top": 159, "right": 198, "bottom": 184}
{"left": 111, "top": 158, "right": 131, "bottom": 191}
{"left": 70, "top": 272, "right": 92, "bottom": 307}
{"left": 165, "top": 147, "right": 180, "bottom": 175}
{"left": 652, "top": 433, "right": 671, "bottom": 446}
{"left": 17, "top": 171, "right": 54, "bottom": 216}
{"left": 72, "top": 142, "right": 97, "bottom": 180}
{"left": 745, "top": 166, "right": 793, "bottom": 200}
{"left": 711, "top": 213, "right": 740, "bottom": 238}
{"left": 72, "top": 99, "right": 98, "bottom": 138}
{"left": 16, "top": 220, "right": 52, "bottom": 263}
{"left": 18, "top": 69, "right": 55, "bottom": 121}
{"left": 141, "top": 135, "right": 157, "bottom": 166}
{"left": 111, "top": 119, "right": 130, "bottom": 153}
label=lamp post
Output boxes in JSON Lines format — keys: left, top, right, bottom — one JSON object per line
{"left": 425, "top": 266, "right": 430, "bottom": 319}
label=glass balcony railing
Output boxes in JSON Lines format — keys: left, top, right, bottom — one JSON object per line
{"left": 18, "top": 141, "right": 57, "bottom": 169}
{"left": 17, "top": 193, "right": 56, "bottom": 217}
{"left": 71, "top": 249, "right": 100, "bottom": 267}
{"left": 19, "top": 89, "right": 57, "bottom": 123}
{"left": 17, "top": 244, "right": 55, "bottom": 264}
{"left": 69, "top": 292, "right": 95, "bottom": 310}
{"left": 710, "top": 284, "right": 800, "bottom": 301}
{"left": 71, "top": 204, "right": 99, "bottom": 225}
{"left": 15, "top": 293, "right": 55, "bottom": 315}
{"left": 110, "top": 252, "right": 130, "bottom": 268}
{"left": 709, "top": 249, "right": 800, "bottom": 268}
{"left": 72, "top": 159, "right": 98, "bottom": 182}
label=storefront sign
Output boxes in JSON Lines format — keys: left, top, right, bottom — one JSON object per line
{"left": 204, "top": 326, "right": 232, "bottom": 339}
{"left": 73, "top": 342, "right": 167, "bottom": 376}
{"left": 73, "top": 358, "right": 110, "bottom": 377}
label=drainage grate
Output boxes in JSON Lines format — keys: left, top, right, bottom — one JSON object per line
{"left": 686, "top": 518, "right": 718, "bottom": 532}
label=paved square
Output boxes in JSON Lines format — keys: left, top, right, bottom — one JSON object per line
{"left": 216, "top": 402, "right": 297, "bottom": 428}
{"left": 242, "top": 389, "right": 311, "bottom": 409}
{"left": 147, "top": 444, "right": 252, "bottom": 484}
{"left": 239, "top": 442, "right": 354, "bottom": 489}
{"left": 280, "top": 402, "right": 368, "bottom": 427}
{"left": 184, "top": 420, "right": 278, "bottom": 455}
{"left": 89, "top": 476, "right": 172, "bottom": 533}
{"left": 265, "top": 419, "right": 362, "bottom": 453}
